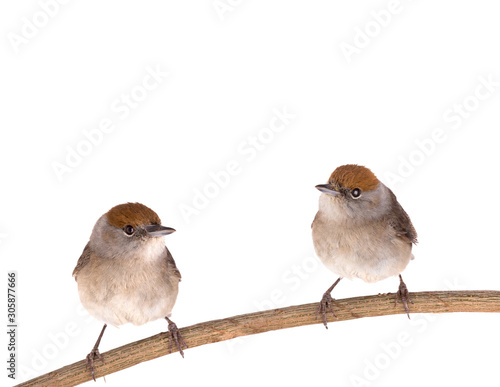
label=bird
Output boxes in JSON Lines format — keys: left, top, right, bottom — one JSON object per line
{"left": 72, "top": 202, "right": 187, "bottom": 380}
{"left": 311, "top": 164, "right": 418, "bottom": 328}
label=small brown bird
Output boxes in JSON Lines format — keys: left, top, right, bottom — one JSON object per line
{"left": 312, "top": 165, "right": 417, "bottom": 328}
{"left": 73, "top": 202, "right": 187, "bottom": 380}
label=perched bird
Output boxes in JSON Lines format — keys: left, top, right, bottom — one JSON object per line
{"left": 312, "top": 165, "right": 418, "bottom": 328}
{"left": 73, "top": 202, "right": 187, "bottom": 380}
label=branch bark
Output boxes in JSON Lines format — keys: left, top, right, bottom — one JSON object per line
{"left": 17, "top": 290, "right": 500, "bottom": 386}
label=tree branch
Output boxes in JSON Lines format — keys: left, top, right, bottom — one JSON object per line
{"left": 17, "top": 290, "right": 500, "bottom": 386}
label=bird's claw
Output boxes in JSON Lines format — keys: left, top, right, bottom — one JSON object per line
{"left": 165, "top": 318, "right": 188, "bottom": 358}
{"left": 395, "top": 276, "right": 413, "bottom": 319}
{"left": 317, "top": 292, "right": 337, "bottom": 329}
{"left": 86, "top": 348, "right": 104, "bottom": 382}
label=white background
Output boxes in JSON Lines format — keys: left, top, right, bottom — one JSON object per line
{"left": 2, "top": 1, "right": 500, "bottom": 386}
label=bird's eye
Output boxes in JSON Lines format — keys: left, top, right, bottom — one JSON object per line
{"left": 124, "top": 225, "right": 135, "bottom": 235}
{"left": 351, "top": 188, "right": 361, "bottom": 198}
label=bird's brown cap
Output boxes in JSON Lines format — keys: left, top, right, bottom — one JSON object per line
{"left": 106, "top": 202, "right": 161, "bottom": 229}
{"left": 329, "top": 164, "right": 379, "bottom": 191}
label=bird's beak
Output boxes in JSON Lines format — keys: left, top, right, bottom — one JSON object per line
{"left": 145, "top": 224, "right": 176, "bottom": 237}
{"left": 315, "top": 184, "right": 340, "bottom": 196}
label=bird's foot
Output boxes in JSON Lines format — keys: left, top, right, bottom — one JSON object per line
{"left": 395, "top": 275, "right": 413, "bottom": 319}
{"left": 165, "top": 317, "right": 188, "bottom": 358}
{"left": 86, "top": 348, "right": 104, "bottom": 382}
{"left": 316, "top": 292, "right": 337, "bottom": 329}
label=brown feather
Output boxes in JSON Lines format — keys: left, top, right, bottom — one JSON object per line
{"left": 73, "top": 242, "right": 91, "bottom": 280}
{"left": 166, "top": 248, "right": 182, "bottom": 281}
{"left": 385, "top": 188, "right": 418, "bottom": 244}
{"left": 107, "top": 202, "right": 161, "bottom": 229}
{"left": 329, "top": 164, "right": 379, "bottom": 191}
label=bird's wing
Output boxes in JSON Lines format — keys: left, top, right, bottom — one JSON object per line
{"left": 166, "top": 247, "right": 182, "bottom": 282}
{"left": 311, "top": 211, "right": 319, "bottom": 229}
{"left": 72, "top": 242, "right": 91, "bottom": 281}
{"left": 387, "top": 189, "right": 418, "bottom": 245}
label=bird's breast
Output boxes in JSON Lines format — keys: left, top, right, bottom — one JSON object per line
{"left": 312, "top": 213, "right": 412, "bottom": 282}
{"left": 77, "top": 256, "right": 179, "bottom": 326}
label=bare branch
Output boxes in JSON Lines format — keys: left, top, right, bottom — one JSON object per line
{"left": 16, "top": 290, "right": 500, "bottom": 386}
